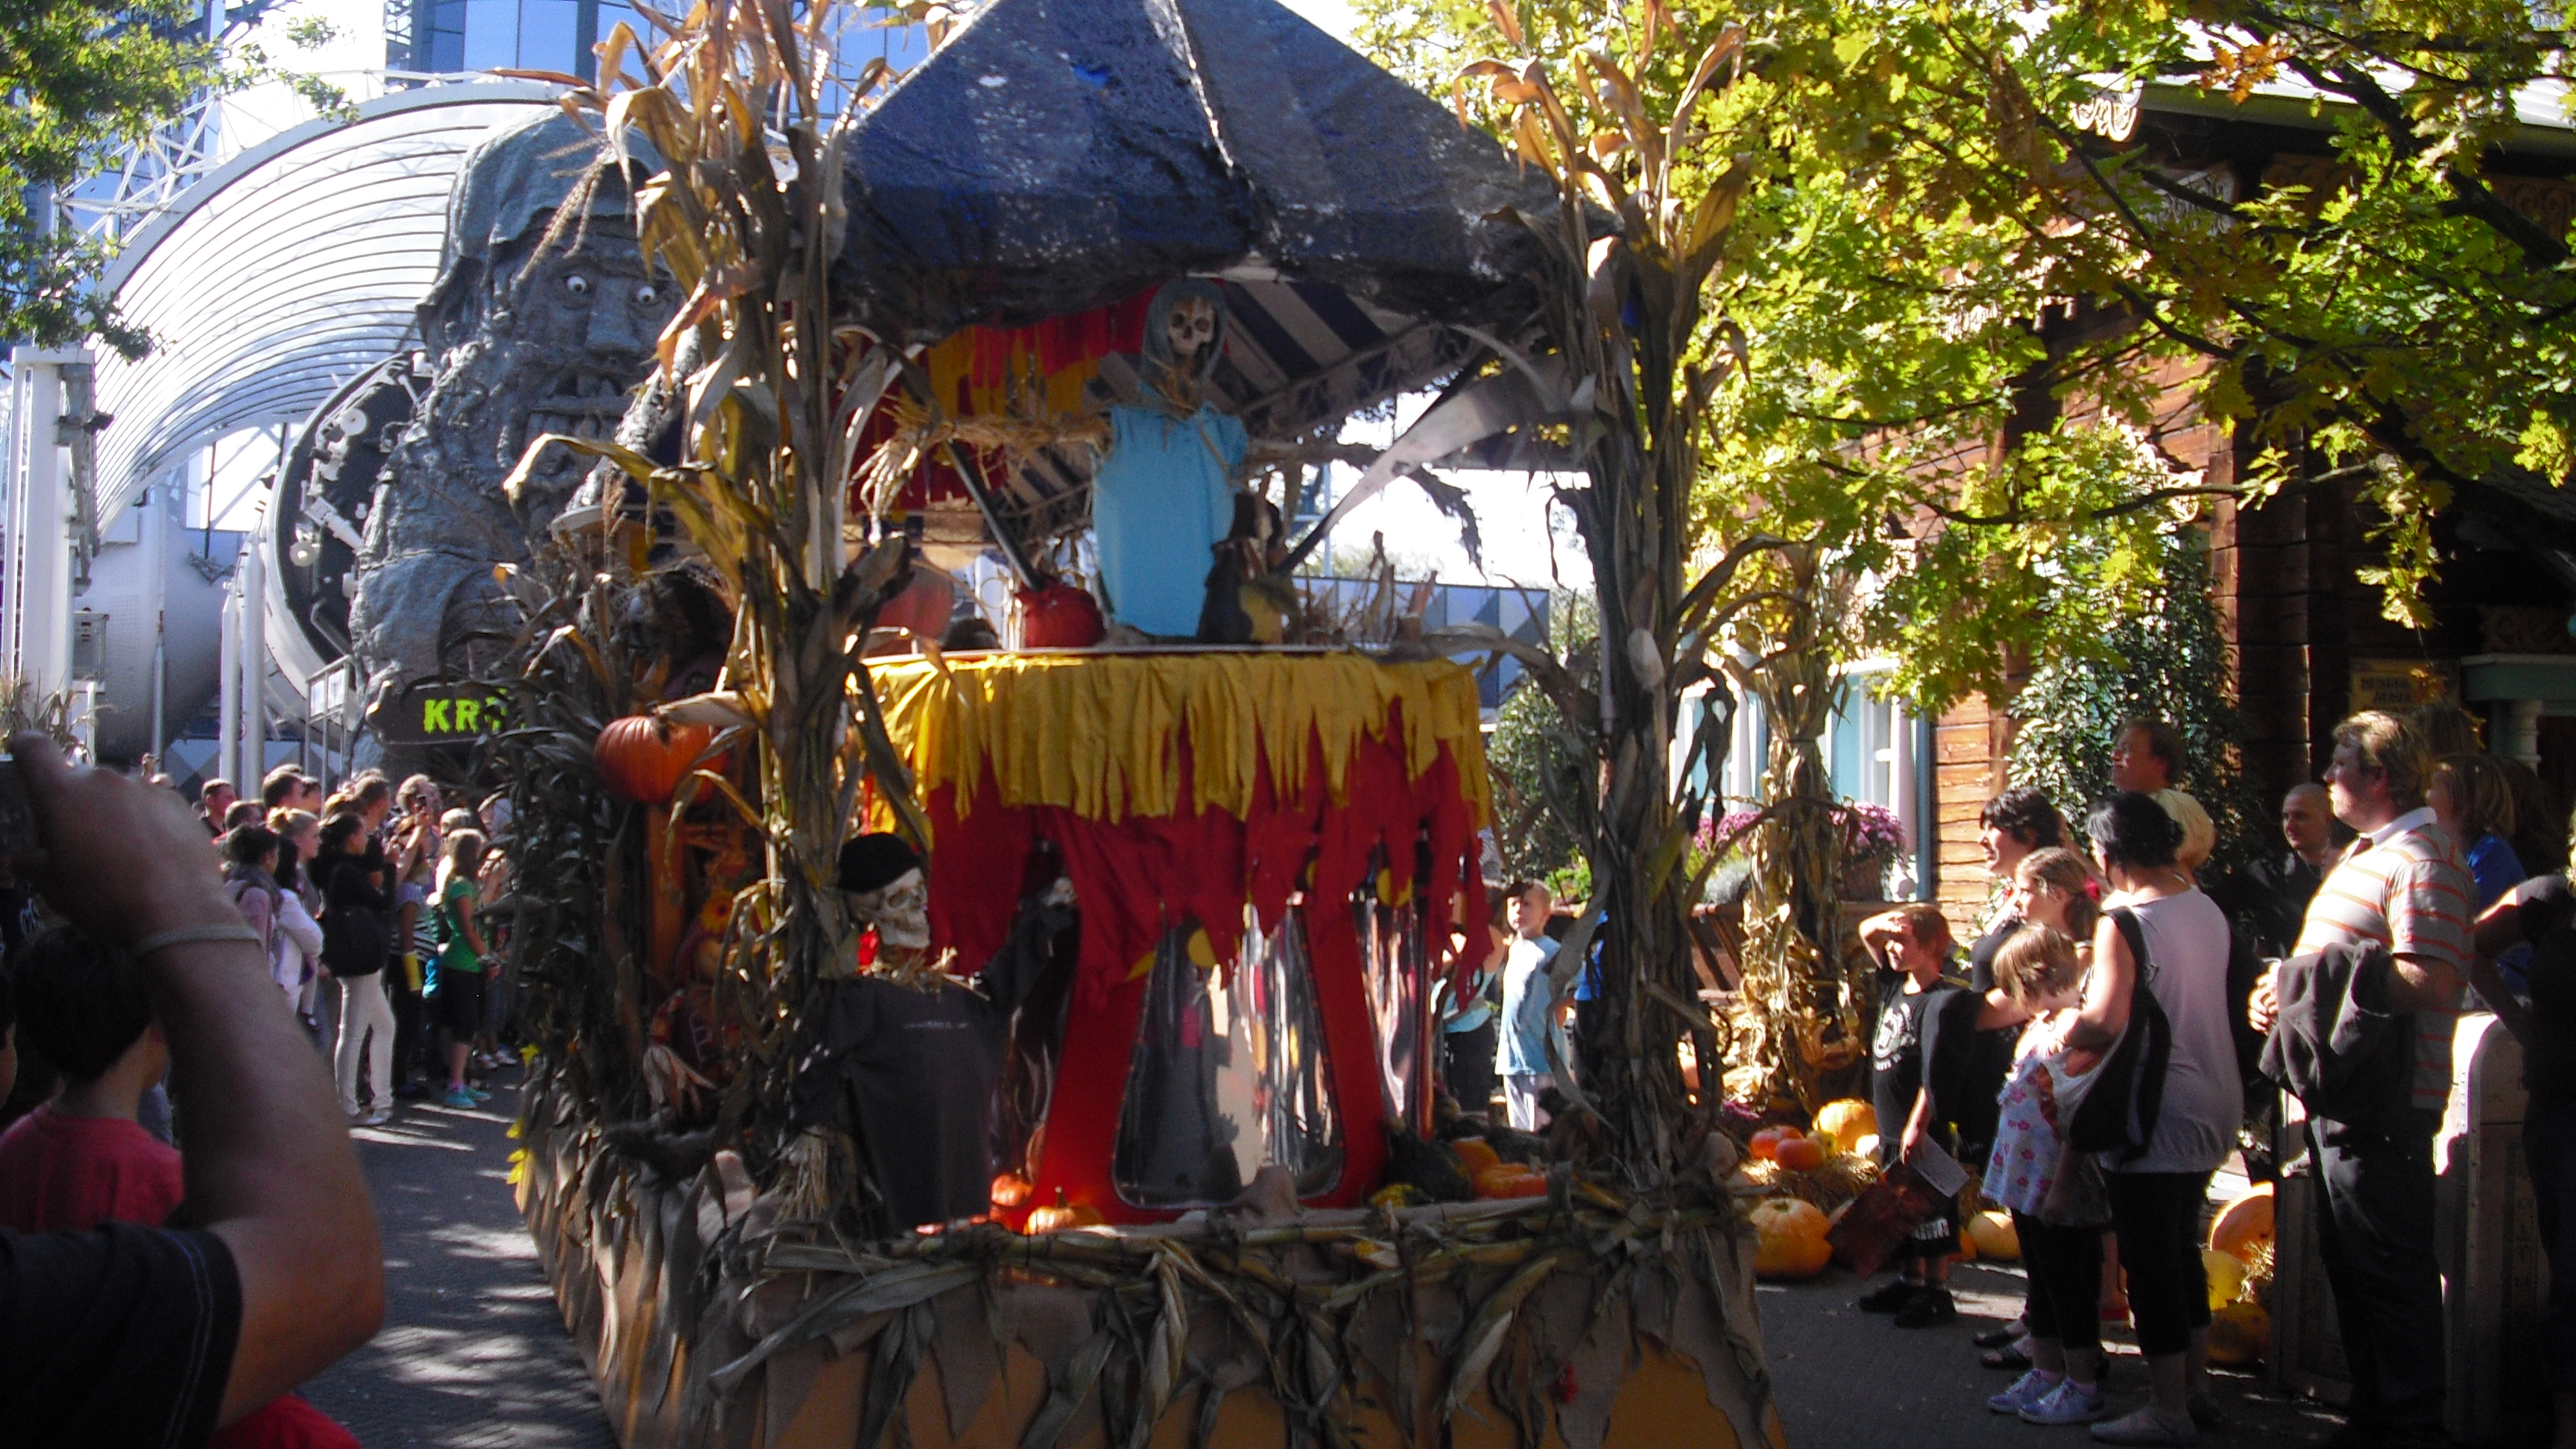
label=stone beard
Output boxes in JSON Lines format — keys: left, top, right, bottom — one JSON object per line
{"left": 346, "top": 115, "right": 675, "bottom": 733}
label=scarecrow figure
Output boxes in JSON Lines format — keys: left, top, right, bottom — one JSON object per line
{"left": 1087, "top": 279, "right": 1249, "bottom": 639}
{"left": 780, "top": 835, "right": 1073, "bottom": 1231}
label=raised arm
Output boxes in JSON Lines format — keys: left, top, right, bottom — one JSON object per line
{"left": 13, "top": 734, "right": 383, "bottom": 1424}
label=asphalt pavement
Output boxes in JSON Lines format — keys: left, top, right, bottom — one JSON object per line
{"left": 300, "top": 1070, "right": 617, "bottom": 1449}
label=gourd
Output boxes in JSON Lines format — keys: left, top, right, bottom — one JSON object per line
{"left": 2209, "top": 1183, "right": 2275, "bottom": 1261}
{"left": 1025, "top": 1188, "right": 1105, "bottom": 1233}
{"left": 1773, "top": 1134, "right": 1828, "bottom": 1174}
{"left": 2203, "top": 1249, "right": 2248, "bottom": 1310}
{"left": 1450, "top": 1137, "right": 1503, "bottom": 1175}
{"left": 1966, "top": 1210, "right": 2020, "bottom": 1262}
{"left": 1813, "top": 1099, "right": 1879, "bottom": 1154}
{"left": 989, "top": 1173, "right": 1034, "bottom": 1210}
{"left": 594, "top": 716, "right": 728, "bottom": 804}
{"left": 1749, "top": 1197, "right": 1834, "bottom": 1279}
{"left": 2206, "top": 1302, "right": 2270, "bottom": 1366}
{"left": 1748, "top": 1127, "right": 1787, "bottom": 1161}
{"left": 1472, "top": 1163, "right": 1545, "bottom": 1199}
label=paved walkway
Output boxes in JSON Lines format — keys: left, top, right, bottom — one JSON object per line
{"left": 1761, "top": 1260, "right": 2347, "bottom": 1449}
{"left": 301, "top": 1079, "right": 2360, "bottom": 1449}
{"left": 301, "top": 1072, "right": 617, "bottom": 1449}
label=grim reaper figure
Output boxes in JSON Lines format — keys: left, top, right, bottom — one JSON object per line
{"left": 346, "top": 110, "right": 678, "bottom": 725}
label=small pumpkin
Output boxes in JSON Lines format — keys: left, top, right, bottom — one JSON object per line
{"left": 2209, "top": 1182, "right": 2276, "bottom": 1262}
{"left": 989, "top": 1173, "right": 1035, "bottom": 1210}
{"left": 1749, "top": 1197, "right": 1833, "bottom": 1280}
{"left": 1450, "top": 1137, "right": 1503, "bottom": 1175}
{"left": 1813, "top": 1099, "right": 1879, "bottom": 1154}
{"left": 1773, "top": 1135, "right": 1828, "bottom": 1174}
{"left": 1965, "top": 1210, "right": 2020, "bottom": 1262}
{"left": 1850, "top": 1132, "right": 1881, "bottom": 1162}
{"left": 1748, "top": 1127, "right": 1787, "bottom": 1162}
{"left": 868, "top": 564, "right": 961, "bottom": 654}
{"left": 1471, "top": 1163, "right": 1541, "bottom": 1199}
{"left": 1025, "top": 1188, "right": 1104, "bottom": 1234}
{"left": 2206, "top": 1301, "right": 2270, "bottom": 1366}
{"left": 594, "top": 715, "right": 729, "bottom": 804}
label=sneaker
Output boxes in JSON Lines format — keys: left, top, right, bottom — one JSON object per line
{"left": 1855, "top": 1279, "right": 1919, "bottom": 1313}
{"left": 2089, "top": 1407, "right": 2197, "bottom": 1445}
{"left": 2185, "top": 1390, "right": 2225, "bottom": 1430}
{"left": 1989, "top": 1370, "right": 2062, "bottom": 1415}
{"left": 467, "top": 1085, "right": 493, "bottom": 1102}
{"left": 356, "top": 1108, "right": 394, "bottom": 1128}
{"left": 395, "top": 1079, "right": 431, "bottom": 1099}
{"left": 2022, "top": 1380, "right": 2108, "bottom": 1425}
{"left": 442, "top": 1087, "right": 479, "bottom": 1109}
{"left": 1893, "top": 1287, "right": 1960, "bottom": 1328}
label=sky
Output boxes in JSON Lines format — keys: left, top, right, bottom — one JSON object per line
{"left": 1314, "top": 397, "right": 1594, "bottom": 593}
{"left": 1276, "top": 0, "right": 1360, "bottom": 41}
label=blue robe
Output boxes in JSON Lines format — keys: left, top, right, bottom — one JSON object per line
{"left": 1090, "top": 403, "right": 1245, "bottom": 637}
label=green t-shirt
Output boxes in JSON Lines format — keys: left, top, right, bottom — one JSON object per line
{"left": 434, "top": 877, "right": 482, "bottom": 973}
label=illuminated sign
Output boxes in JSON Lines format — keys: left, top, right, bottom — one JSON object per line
{"left": 373, "top": 683, "right": 509, "bottom": 746}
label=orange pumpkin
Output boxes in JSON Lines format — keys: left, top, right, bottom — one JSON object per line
{"left": 1749, "top": 1197, "right": 1833, "bottom": 1280}
{"left": 989, "top": 1173, "right": 1034, "bottom": 1210}
{"left": 1491, "top": 1170, "right": 1550, "bottom": 1199}
{"left": 1471, "top": 1164, "right": 1541, "bottom": 1199}
{"left": 1748, "top": 1127, "right": 1787, "bottom": 1161}
{"left": 1025, "top": 1188, "right": 1104, "bottom": 1233}
{"left": 2209, "top": 1183, "right": 2275, "bottom": 1262}
{"left": 1450, "top": 1138, "right": 1503, "bottom": 1175}
{"left": 1773, "top": 1135, "right": 1828, "bottom": 1174}
{"left": 1813, "top": 1099, "right": 1878, "bottom": 1154}
{"left": 594, "top": 715, "right": 729, "bottom": 804}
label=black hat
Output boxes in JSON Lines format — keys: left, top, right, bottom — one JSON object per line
{"left": 837, "top": 833, "right": 922, "bottom": 894}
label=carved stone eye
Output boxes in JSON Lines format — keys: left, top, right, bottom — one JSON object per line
{"left": 565, "top": 274, "right": 591, "bottom": 297}
{"left": 637, "top": 283, "right": 657, "bottom": 305}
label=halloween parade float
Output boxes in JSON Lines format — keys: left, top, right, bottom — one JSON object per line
{"left": 458, "top": 0, "right": 1802, "bottom": 1444}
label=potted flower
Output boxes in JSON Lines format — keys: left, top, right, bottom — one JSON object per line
{"left": 1834, "top": 802, "right": 1907, "bottom": 900}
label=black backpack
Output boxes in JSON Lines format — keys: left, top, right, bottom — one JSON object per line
{"left": 2067, "top": 906, "right": 2174, "bottom": 1165}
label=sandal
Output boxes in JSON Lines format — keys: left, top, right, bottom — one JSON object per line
{"left": 1973, "top": 1323, "right": 2027, "bottom": 1350}
{"left": 1982, "top": 1341, "right": 2033, "bottom": 1371}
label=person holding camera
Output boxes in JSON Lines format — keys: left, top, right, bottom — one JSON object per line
{"left": 0, "top": 733, "right": 384, "bottom": 1444}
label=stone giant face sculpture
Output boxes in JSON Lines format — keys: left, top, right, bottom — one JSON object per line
{"left": 346, "top": 111, "right": 677, "bottom": 729}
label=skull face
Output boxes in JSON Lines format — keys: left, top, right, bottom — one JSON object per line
{"left": 1166, "top": 296, "right": 1218, "bottom": 367}
{"left": 849, "top": 867, "right": 932, "bottom": 955}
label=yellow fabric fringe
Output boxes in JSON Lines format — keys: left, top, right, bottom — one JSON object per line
{"left": 866, "top": 653, "right": 1492, "bottom": 827}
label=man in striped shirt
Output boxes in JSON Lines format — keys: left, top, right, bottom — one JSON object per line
{"left": 2252, "top": 711, "right": 2470, "bottom": 1448}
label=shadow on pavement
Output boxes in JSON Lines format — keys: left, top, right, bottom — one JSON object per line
{"left": 303, "top": 1070, "right": 618, "bottom": 1449}
{"left": 1761, "top": 1262, "right": 2349, "bottom": 1449}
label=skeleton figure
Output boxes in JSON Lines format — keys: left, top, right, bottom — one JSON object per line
{"left": 1088, "top": 280, "right": 1249, "bottom": 637}
{"left": 346, "top": 112, "right": 678, "bottom": 740}
{"left": 1137, "top": 277, "right": 1228, "bottom": 416}
{"left": 849, "top": 865, "right": 934, "bottom": 967}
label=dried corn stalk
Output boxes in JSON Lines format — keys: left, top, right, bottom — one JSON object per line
{"left": 502, "top": 0, "right": 926, "bottom": 1166}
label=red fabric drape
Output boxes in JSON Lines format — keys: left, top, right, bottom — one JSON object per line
{"left": 918, "top": 711, "right": 1483, "bottom": 1224}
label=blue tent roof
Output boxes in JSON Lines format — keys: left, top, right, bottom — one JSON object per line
{"left": 832, "top": 0, "right": 1555, "bottom": 344}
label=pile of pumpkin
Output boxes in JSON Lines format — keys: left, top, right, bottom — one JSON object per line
{"left": 1451, "top": 1136, "right": 1550, "bottom": 1199}
{"left": 2200, "top": 1183, "right": 2276, "bottom": 1367}
{"left": 1737, "top": 1099, "right": 1881, "bottom": 1281}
